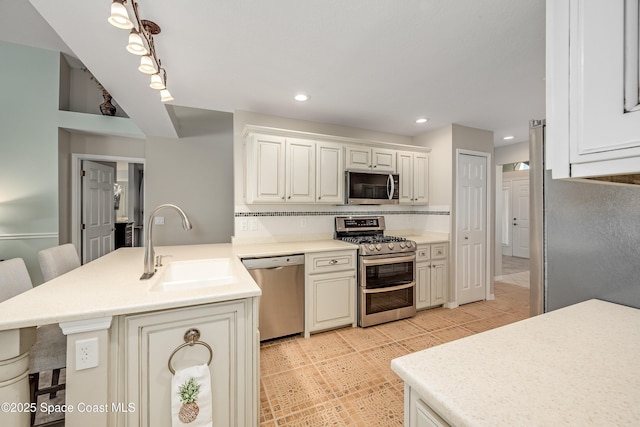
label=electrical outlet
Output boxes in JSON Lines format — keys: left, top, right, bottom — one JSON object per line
{"left": 239, "top": 219, "right": 248, "bottom": 231}
{"left": 249, "top": 219, "right": 258, "bottom": 231}
{"left": 154, "top": 216, "right": 165, "bottom": 225}
{"left": 300, "top": 218, "right": 307, "bottom": 228}
{"left": 76, "top": 338, "right": 99, "bottom": 371}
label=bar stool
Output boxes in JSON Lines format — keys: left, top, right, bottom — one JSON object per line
{"left": 0, "top": 258, "right": 67, "bottom": 426}
{"left": 37, "top": 243, "right": 81, "bottom": 282}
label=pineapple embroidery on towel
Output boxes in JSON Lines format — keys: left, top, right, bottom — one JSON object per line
{"left": 178, "top": 377, "right": 201, "bottom": 423}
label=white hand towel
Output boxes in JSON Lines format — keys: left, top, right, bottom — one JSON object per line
{"left": 171, "top": 364, "right": 213, "bottom": 427}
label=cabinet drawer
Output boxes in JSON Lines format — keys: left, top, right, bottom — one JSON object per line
{"left": 431, "top": 243, "right": 448, "bottom": 260}
{"left": 416, "top": 245, "right": 430, "bottom": 262}
{"left": 306, "top": 251, "right": 356, "bottom": 274}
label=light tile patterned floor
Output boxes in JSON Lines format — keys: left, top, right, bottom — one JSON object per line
{"left": 260, "top": 281, "right": 530, "bottom": 426}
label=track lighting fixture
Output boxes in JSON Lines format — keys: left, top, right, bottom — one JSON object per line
{"left": 108, "top": 0, "right": 173, "bottom": 102}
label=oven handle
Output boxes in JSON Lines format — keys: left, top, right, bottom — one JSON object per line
{"left": 361, "top": 253, "right": 416, "bottom": 265}
{"left": 362, "top": 281, "right": 415, "bottom": 294}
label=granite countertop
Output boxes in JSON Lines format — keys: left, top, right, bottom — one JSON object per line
{"left": 391, "top": 299, "right": 640, "bottom": 426}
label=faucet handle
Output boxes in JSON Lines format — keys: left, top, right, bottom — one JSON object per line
{"left": 156, "top": 255, "right": 164, "bottom": 267}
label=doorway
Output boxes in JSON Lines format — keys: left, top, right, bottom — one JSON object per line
{"left": 501, "top": 171, "right": 530, "bottom": 258}
{"left": 71, "top": 154, "right": 145, "bottom": 263}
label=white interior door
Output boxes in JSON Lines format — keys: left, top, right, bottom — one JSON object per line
{"left": 82, "top": 160, "right": 115, "bottom": 263}
{"left": 501, "top": 181, "right": 512, "bottom": 256}
{"left": 511, "top": 178, "right": 530, "bottom": 258}
{"left": 457, "top": 153, "right": 487, "bottom": 305}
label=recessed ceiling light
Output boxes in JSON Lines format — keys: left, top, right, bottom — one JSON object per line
{"left": 415, "top": 118, "right": 429, "bottom": 124}
{"left": 503, "top": 136, "right": 515, "bottom": 140}
{"left": 294, "top": 94, "right": 309, "bottom": 102}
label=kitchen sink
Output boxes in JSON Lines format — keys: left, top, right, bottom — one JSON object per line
{"left": 152, "top": 258, "right": 236, "bottom": 291}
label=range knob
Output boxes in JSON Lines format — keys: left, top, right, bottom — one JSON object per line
{"left": 388, "top": 243, "right": 394, "bottom": 250}
{"left": 400, "top": 242, "right": 406, "bottom": 249}
{"left": 406, "top": 241, "right": 414, "bottom": 248}
{"left": 368, "top": 244, "right": 375, "bottom": 251}
{"left": 375, "top": 244, "right": 382, "bottom": 251}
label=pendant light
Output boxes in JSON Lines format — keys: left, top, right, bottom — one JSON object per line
{"left": 138, "top": 55, "right": 158, "bottom": 74}
{"left": 107, "top": 0, "right": 133, "bottom": 29}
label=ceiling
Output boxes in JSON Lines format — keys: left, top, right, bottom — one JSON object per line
{"left": 2, "top": 0, "right": 545, "bottom": 146}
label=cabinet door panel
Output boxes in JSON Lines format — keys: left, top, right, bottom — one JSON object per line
{"left": 372, "top": 148, "right": 397, "bottom": 172}
{"left": 308, "top": 272, "right": 356, "bottom": 332}
{"left": 413, "top": 153, "right": 429, "bottom": 204}
{"left": 345, "top": 146, "right": 372, "bottom": 170}
{"left": 317, "top": 142, "right": 344, "bottom": 203}
{"left": 572, "top": 0, "right": 640, "bottom": 161}
{"left": 249, "top": 134, "right": 286, "bottom": 203}
{"left": 286, "top": 138, "right": 315, "bottom": 203}
{"left": 125, "top": 301, "right": 246, "bottom": 427}
{"left": 398, "top": 151, "right": 414, "bottom": 204}
{"left": 416, "top": 262, "right": 430, "bottom": 310}
{"left": 430, "top": 259, "right": 447, "bottom": 306}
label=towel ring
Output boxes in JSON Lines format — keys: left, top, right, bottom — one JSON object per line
{"left": 168, "top": 328, "right": 214, "bottom": 375}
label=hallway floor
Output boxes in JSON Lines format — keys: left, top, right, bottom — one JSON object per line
{"left": 259, "top": 281, "right": 530, "bottom": 426}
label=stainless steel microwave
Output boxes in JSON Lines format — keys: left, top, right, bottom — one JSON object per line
{"left": 345, "top": 171, "right": 399, "bottom": 205}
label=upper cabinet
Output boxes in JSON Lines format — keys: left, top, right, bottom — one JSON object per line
{"left": 345, "top": 146, "right": 397, "bottom": 173}
{"left": 243, "top": 126, "right": 430, "bottom": 205}
{"left": 245, "top": 134, "right": 315, "bottom": 203}
{"left": 397, "top": 151, "right": 429, "bottom": 205}
{"left": 547, "top": 0, "right": 640, "bottom": 178}
{"left": 316, "top": 141, "right": 344, "bottom": 204}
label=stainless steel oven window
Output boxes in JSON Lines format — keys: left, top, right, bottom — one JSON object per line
{"left": 360, "top": 254, "right": 415, "bottom": 289}
{"left": 359, "top": 282, "right": 416, "bottom": 327}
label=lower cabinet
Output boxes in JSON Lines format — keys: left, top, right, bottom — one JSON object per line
{"left": 305, "top": 250, "right": 357, "bottom": 337}
{"left": 416, "top": 243, "right": 449, "bottom": 310}
{"left": 119, "top": 299, "right": 258, "bottom": 427}
{"left": 406, "top": 385, "right": 450, "bottom": 427}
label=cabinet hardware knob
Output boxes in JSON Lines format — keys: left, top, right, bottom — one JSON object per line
{"left": 288, "top": 196, "right": 291, "bottom": 199}
{"left": 464, "top": 237, "right": 469, "bottom": 240}
{"left": 329, "top": 259, "right": 338, "bottom": 264}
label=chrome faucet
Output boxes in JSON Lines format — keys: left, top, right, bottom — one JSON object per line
{"left": 140, "top": 204, "right": 192, "bottom": 280}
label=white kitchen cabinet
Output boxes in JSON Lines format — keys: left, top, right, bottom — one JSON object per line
{"left": 398, "top": 151, "right": 429, "bottom": 205}
{"left": 406, "top": 385, "right": 450, "bottom": 427}
{"left": 245, "top": 134, "right": 315, "bottom": 203}
{"left": 286, "top": 138, "right": 316, "bottom": 203}
{"left": 316, "top": 141, "right": 344, "bottom": 204}
{"left": 547, "top": 0, "right": 640, "bottom": 178}
{"left": 305, "top": 250, "right": 357, "bottom": 337}
{"left": 345, "top": 146, "right": 396, "bottom": 172}
{"left": 121, "top": 299, "right": 257, "bottom": 427}
{"left": 416, "top": 243, "right": 448, "bottom": 310}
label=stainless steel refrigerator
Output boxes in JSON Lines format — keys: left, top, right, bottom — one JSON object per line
{"left": 529, "top": 120, "right": 640, "bottom": 315}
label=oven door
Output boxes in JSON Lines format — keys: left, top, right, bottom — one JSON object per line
{"left": 359, "top": 253, "right": 416, "bottom": 327}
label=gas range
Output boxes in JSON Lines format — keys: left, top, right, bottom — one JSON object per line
{"left": 334, "top": 216, "right": 416, "bottom": 256}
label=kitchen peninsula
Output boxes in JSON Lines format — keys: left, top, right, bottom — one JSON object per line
{"left": 0, "top": 244, "right": 264, "bottom": 427}
{"left": 391, "top": 299, "right": 640, "bottom": 426}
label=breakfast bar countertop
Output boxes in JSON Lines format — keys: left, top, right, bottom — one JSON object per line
{"left": 391, "top": 299, "right": 640, "bottom": 426}
{"left": 0, "top": 244, "right": 261, "bottom": 330}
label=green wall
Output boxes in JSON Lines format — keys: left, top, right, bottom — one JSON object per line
{"left": 0, "top": 41, "right": 60, "bottom": 284}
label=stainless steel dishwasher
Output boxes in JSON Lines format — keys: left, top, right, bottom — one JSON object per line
{"left": 242, "top": 254, "right": 305, "bottom": 341}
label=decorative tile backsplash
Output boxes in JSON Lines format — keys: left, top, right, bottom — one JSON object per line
{"left": 232, "top": 208, "right": 450, "bottom": 243}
